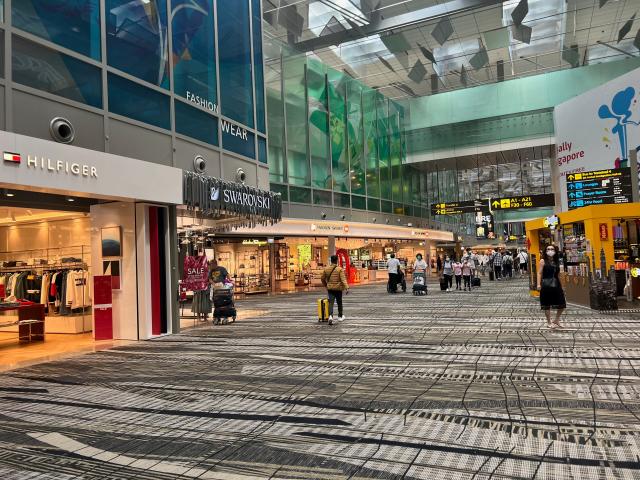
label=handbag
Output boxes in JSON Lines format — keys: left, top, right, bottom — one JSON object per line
{"left": 541, "top": 277, "right": 558, "bottom": 289}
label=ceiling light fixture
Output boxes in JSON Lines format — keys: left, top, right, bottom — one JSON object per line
{"left": 66, "top": 197, "right": 75, "bottom": 202}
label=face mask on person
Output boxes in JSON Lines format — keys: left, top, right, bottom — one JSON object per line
{"left": 546, "top": 249, "right": 555, "bottom": 258}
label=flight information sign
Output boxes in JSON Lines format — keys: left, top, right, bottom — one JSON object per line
{"left": 431, "top": 200, "right": 485, "bottom": 215}
{"left": 566, "top": 168, "right": 632, "bottom": 210}
{"left": 489, "top": 193, "right": 555, "bottom": 210}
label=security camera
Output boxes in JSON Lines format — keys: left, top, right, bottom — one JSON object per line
{"left": 193, "top": 155, "right": 206, "bottom": 173}
{"left": 340, "top": 214, "right": 346, "bottom": 221}
{"left": 321, "top": 212, "right": 327, "bottom": 219}
{"left": 49, "top": 117, "right": 75, "bottom": 144}
{"left": 386, "top": 219, "right": 390, "bottom": 224}
{"left": 236, "top": 168, "right": 247, "bottom": 183}
{"left": 372, "top": 218, "right": 377, "bottom": 223}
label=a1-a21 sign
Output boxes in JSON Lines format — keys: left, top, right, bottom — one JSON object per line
{"left": 489, "top": 193, "right": 555, "bottom": 210}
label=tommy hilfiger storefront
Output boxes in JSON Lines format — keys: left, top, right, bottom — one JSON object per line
{"left": 0, "top": 131, "right": 184, "bottom": 367}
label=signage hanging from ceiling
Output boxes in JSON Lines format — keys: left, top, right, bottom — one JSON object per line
{"left": 566, "top": 167, "right": 633, "bottom": 209}
{"left": 432, "top": 194, "right": 555, "bottom": 216}
{"left": 431, "top": 200, "right": 485, "bottom": 215}
{"left": 489, "top": 193, "right": 555, "bottom": 211}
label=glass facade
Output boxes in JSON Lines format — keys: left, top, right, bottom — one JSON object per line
{"left": 175, "top": 100, "right": 218, "bottom": 146}
{"left": 13, "top": 36, "right": 102, "bottom": 108}
{"left": 267, "top": 52, "right": 412, "bottom": 215}
{"left": 217, "top": 0, "right": 254, "bottom": 128}
{"left": 108, "top": 73, "right": 170, "bottom": 129}
{"left": 7, "top": 0, "right": 265, "bottom": 162}
{"left": 13, "top": 0, "right": 101, "bottom": 60}
{"left": 171, "top": 0, "right": 217, "bottom": 110}
{"left": 106, "top": 0, "right": 169, "bottom": 88}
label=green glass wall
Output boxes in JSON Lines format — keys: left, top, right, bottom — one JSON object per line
{"left": 328, "top": 69, "right": 349, "bottom": 193}
{"left": 348, "top": 81, "right": 365, "bottom": 196}
{"left": 267, "top": 55, "right": 407, "bottom": 212}
{"left": 363, "top": 87, "right": 379, "bottom": 199}
{"left": 307, "top": 60, "right": 331, "bottom": 192}
{"left": 283, "top": 54, "right": 308, "bottom": 186}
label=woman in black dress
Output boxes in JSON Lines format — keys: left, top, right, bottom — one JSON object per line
{"left": 537, "top": 244, "right": 566, "bottom": 329}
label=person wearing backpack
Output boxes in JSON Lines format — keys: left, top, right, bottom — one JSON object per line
{"left": 321, "top": 255, "right": 349, "bottom": 325}
{"left": 502, "top": 251, "right": 513, "bottom": 279}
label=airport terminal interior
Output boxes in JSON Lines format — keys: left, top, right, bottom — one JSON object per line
{"left": 1, "top": 0, "right": 640, "bottom": 478}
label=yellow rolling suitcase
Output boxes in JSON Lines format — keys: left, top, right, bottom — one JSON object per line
{"left": 317, "top": 298, "right": 330, "bottom": 322}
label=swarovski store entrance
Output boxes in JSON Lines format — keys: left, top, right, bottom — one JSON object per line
{"left": 178, "top": 172, "right": 282, "bottom": 323}
{"left": 0, "top": 132, "right": 182, "bottom": 369}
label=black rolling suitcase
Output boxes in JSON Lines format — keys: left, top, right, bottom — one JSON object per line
{"left": 472, "top": 277, "right": 481, "bottom": 287}
{"left": 489, "top": 270, "right": 495, "bottom": 281}
{"left": 440, "top": 277, "right": 448, "bottom": 291}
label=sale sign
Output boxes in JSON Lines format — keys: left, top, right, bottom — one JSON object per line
{"left": 182, "top": 256, "right": 209, "bottom": 291}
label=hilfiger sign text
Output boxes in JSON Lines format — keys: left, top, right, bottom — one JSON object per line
{"left": 27, "top": 155, "right": 98, "bottom": 178}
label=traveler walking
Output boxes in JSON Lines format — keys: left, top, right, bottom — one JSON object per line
{"left": 436, "top": 255, "right": 443, "bottom": 274}
{"left": 462, "top": 259, "right": 473, "bottom": 291}
{"left": 517, "top": 249, "right": 529, "bottom": 277}
{"left": 413, "top": 253, "right": 428, "bottom": 273}
{"left": 503, "top": 251, "right": 513, "bottom": 279}
{"left": 462, "top": 248, "right": 476, "bottom": 278}
{"left": 537, "top": 245, "right": 566, "bottom": 329}
{"left": 442, "top": 255, "right": 454, "bottom": 291}
{"left": 387, "top": 253, "right": 401, "bottom": 293}
{"left": 453, "top": 258, "right": 463, "bottom": 290}
{"left": 321, "top": 255, "right": 349, "bottom": 325}
{"left": 493, "top": 250, "right": 503, "bottom": 280}
{"left": 479, "top": 252, "right": 489, "bottom": 276}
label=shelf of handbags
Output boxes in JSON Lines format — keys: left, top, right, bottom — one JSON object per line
{"left": 233, "top": 273, "right": 270, "bottom": 295}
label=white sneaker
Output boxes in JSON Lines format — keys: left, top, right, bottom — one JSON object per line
{"left": 328, "top": 315, "right": 333, "bottom": 325}
{"left": 338, "top": 316, "right": 345, "bottom": 322}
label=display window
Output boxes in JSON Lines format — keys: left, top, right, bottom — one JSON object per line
{"left": 0, "top": 195, "right": 99, "bottom": 370}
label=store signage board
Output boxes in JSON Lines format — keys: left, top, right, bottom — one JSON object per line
{"left": 183, "top": 172, "right": 282, "bottom": 224}
{"left": 0, "top": 131, "right": 182, "bottom": 204}
{"left": 566, "top": 167, "right": 633, "bottom": 209}
{"left": 431, "top": 200, "right": 485, "bottom": 215}
{"left": 489, "top": 194, "right": 555, "bottom": 210}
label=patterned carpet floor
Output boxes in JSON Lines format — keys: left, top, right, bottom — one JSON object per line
{"left": 1, "top": 278, "right": 640, "bottom": 479}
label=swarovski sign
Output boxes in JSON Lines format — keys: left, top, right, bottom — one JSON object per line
{"left": 183, "top": 171, "right": 281, "bottom": 226}
{"left": 210, "top": 185, "right": 270, "bottom": 209}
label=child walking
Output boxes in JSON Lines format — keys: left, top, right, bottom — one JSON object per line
{"left": 462, "top": 260, "right": 473, "bottom": 291}
{"left": 453, "top": 259, "right": 463, "bottom": 290}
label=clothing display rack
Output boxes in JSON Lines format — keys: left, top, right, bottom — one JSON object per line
{"left": 0, "top": 246, "right": 91, "bottom": 317}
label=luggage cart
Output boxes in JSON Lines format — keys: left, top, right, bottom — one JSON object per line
{"left": 212, "top": 287, "right": 236, "bottom": 324}
{"left": 412, "top": 272, "right": 428, "bottom": 295}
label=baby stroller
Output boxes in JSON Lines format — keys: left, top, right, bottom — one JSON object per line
{"left": 211, "top": 284, "right": 236, "bottom": 324}
{"left": 412, "top": 272, "right": 428, "bottom": 295}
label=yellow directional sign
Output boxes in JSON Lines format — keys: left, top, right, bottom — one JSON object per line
{"left": 490, "top": 194, "right": 555, "bottom": 210}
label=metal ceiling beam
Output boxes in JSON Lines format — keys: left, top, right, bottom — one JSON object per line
{"left": 294, "top": 0, "right": 507, "bottom": 52}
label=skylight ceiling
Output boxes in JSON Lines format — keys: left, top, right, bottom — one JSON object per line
{"left": 263, "top": 0, "right": 640, "bottom": 99}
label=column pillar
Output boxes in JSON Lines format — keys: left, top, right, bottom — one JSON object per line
{"left": 328, "top": 236, "right": 336, "bottom": 256}
{"left": 269, "top": 241, "right": 276, "bottom": 294}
